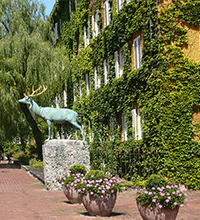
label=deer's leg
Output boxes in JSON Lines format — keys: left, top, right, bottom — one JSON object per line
{"left": 46, "top": 120, "right": 53, "bottom": 140}
{"left": 68, "top": 126, "right": 77, "bottom": 140}
{"left": 70, "top": 121, "right": 85, "bottom": 142}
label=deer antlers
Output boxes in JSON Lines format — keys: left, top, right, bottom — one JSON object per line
{"left": 24, "top": 85, "right": 47, "bottom": 98}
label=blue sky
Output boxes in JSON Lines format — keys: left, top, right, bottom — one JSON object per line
{"left": 42, "top": 0, "right": 56, "bottom": 16}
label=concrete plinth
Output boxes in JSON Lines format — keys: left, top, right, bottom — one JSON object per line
{"left": 42, "top": 139, "right": 90, "bottom": 191}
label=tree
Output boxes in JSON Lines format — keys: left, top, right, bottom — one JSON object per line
{"left": 0, "top": 0, "right": 70, "bottom": 159}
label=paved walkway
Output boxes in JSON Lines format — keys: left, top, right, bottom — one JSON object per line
{"left": 0, "top": 160, "right": 200, "bottom": 220}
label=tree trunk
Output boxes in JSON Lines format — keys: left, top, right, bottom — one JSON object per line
{"left": 19, "top": 103, "right": 43, "bottom": 160}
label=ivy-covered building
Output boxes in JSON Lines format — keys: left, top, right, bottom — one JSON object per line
{"left": 50, "top": 0, "right": 200, "bottom": 189}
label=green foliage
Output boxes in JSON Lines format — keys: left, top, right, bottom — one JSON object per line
{"left": 136, "top": 175, "right": 188, "bottom": 209}
{"left": 145, "top": 174, "right": 168, "bottom": 191}
{"left": 29, "top": 158, "right": 44, "bottom": 169}
{"left": 85, "top": 170, "right": 106, "bottom": 180}
{"left": 57, "top": 164, "right": 87, "bottom": 186}
{"left": 69, "top": 164, "right": 87, "bottom": 175}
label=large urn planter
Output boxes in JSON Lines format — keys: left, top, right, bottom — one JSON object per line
{"left": 82, "top": 192, "right": 117, "bottom": 216}
{"left": 137, "top": 203, "right": 179, "bottom": 220}
{"left": 63, "top": 185, "right": 83, "bottom": 204}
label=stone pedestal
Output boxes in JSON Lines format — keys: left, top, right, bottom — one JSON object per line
{"left": 42, "top": 139, "right": 90, "bottom": 191}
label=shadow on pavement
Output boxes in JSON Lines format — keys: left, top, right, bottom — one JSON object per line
{"left": 0, "top": 161, "right": 20, "bottom": 169}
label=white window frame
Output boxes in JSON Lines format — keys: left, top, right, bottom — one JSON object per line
{"left": 104, "top": 58, "right": 109, "bottom": 85}
{"left": 55, "top": 22, "right": 58, "bottom": 40}
{"left": 119, "top": 47, "right": 124, "bottom": 76}
{"left": 94, "top": 66, "right": 101, "bottom": 90}
{"left": 132, "top": 108, "right": 142, "bottom": 140}
{"left": 104, "top": 0, "right": 111, "bottom": 27}
{"left": 122, "top": 113, "right": 128, "bottom": 141}
{"left": 117, "top": 0, "right": 124, "bottom": 12}
{"left": 92, "top": 15, "right": 95, "bottom": 38}
{"left": 127, "top": 0, "right": 131, "bottom": 3}
{"left": 86, "top": 73, "right": 90, "bottom": 95}
{"left": 87, "top": 21, "right": 90, "bottom": 44}
{"left": 84, "top": 26, "right": 87, "bottom": 48}
{"left": 95, "top": 10, "right": 100, "bottom": 36}
{"left": 73, "top": 84, "right": 76, "bottom": 101}
{"left": 75, "top": 0, "right": 77, "bottom": 10}
{"left": 69, "top": 0, "right": 72, "bottom": 17}
{"left": 114, "top": 47, "right": 124, "bottom": 78}
{"left": 134, "top": 35, "right": 142, "bottom": 69}
{"left": 114, "top": 51, "right": 119, "bottom": 78}
{"left": 55, "top": 94, "right": 61, "bottom": 108}
{"left": 63, "top": 90, "right": 67, "bottom": 107}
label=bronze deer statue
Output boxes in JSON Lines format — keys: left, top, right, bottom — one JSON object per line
{"left": 18, "top": 86, "right": 85, "bottom": 141}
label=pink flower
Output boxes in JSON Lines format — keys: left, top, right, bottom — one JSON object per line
{"left": 149, "top": 192, "right": 152, "bottom": 195}
{"left": 166, "top": 199, "right": 169, "bottom": 203}
{"left": 180, "top": 204, "right": 184, "bottom": 207}
{"left": 102, "top": 190, "right": 105, "bottom": 194}
{"left": 159, "top": 204, "right": 163, "bottom": 209}
{"left": 167, "top": 196, "right": 171, "bottom": 200}
{"left": 90, "top": 192, "right": 94, "bottom": 195}
{"left": 152, "top": 199, "right": 156, "bottom": 202}
{"left": 174, "top": 202, "right": 178, "bottom": 206}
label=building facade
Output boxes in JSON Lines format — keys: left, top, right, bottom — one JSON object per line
{"left": 50, "top": 0, "right": 200, "bottom": 188}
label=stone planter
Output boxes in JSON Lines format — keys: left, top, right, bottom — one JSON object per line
{"left": 82, "top": 192, "right": 117, "bottom": 216}
{"left": 137, "top": 202, "right": 179, "bottom": 220}
{"left": 63, "top": 186, "right": 83, "bottom": 204}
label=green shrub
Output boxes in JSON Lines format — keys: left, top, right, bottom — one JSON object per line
{"left": 69, "top": 164, "right": 87, "bottom": 175}
{"left": 85, "top": 170, "right": 106, "bottom": 180}
{"left": 29, "top": 158, "right": 44, "bottom": 169}
{"left": 145, "top": 174, "right": 168, "bottom": 191}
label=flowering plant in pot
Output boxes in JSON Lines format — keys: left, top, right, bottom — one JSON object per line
{"left": 136, "top": 174, "right": 188, "bottom": 220}
{"left": 73, "top": 170, "right": 126, "bottom": 216}
{"left": 57, "top": 164, "right": 87, "bottom": 204}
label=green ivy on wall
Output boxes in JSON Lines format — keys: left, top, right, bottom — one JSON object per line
{"left": 51, "top": 0, "right": 200, "bottom": 189}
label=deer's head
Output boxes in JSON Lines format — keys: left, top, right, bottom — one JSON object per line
{"left": 18, "top": 86, "right": 47, "bottom": 105}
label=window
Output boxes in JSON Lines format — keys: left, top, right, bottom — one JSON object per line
{"left": 127, "top": 0, "right": 131, "bottom": 3}
{"left": 56, "top": 94, "right": 61, "bottom": 108}
{"left": 86, "top": 73, "right": 91, "bottom": 95}
{"left": 133, "top": 35, "right": 142, "bottom": 69}
{"left": 92, "top": 11, "right": 100, "bottom": 38}
{"left": 92, "top": 15, "right": 95, "bottom": 38}
{"left": 75, "top": 0, "right": 77, "bottom": 10}
{"left": 94, "top": 66, "right": 101, "bottom": 90}
{"left": 95, "top": 10, "right": 100, "bottom": 36}
{"left": 122, "top": 113, "right": 128, "bottom": 141}
{"left": 104, "top": 58, "right": 109, "bottom": 85}
{"left": 69, "top": 0, "right": 72, "bottom": 17}
{"left": 63, "top": 90, "right": 67, "bottom": 107}
{"left": 114, "top": 47, "right": 124, "bottom": 78}
{"left": 87, "top": 21, "right": 90, "bottom": 45}
{"left": 84, "top": 25, "right": 90, "bottom": 48}
{"left": 55, "top": 22, "right": 58, "bottom": 40}
{"left": 132, "top": 108, "right": 142, "bottom": 140}
{"left": 104, "top": 0, "right": 111, "bottom": 27}
{"left": 73, "top": 84, "right": 76, "bottom": 101}
{"left": 117, "top": 0, "right": 124, "bottom": 12}
{"left": 84, "top": 26, "right": 87, "bottom": 48}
